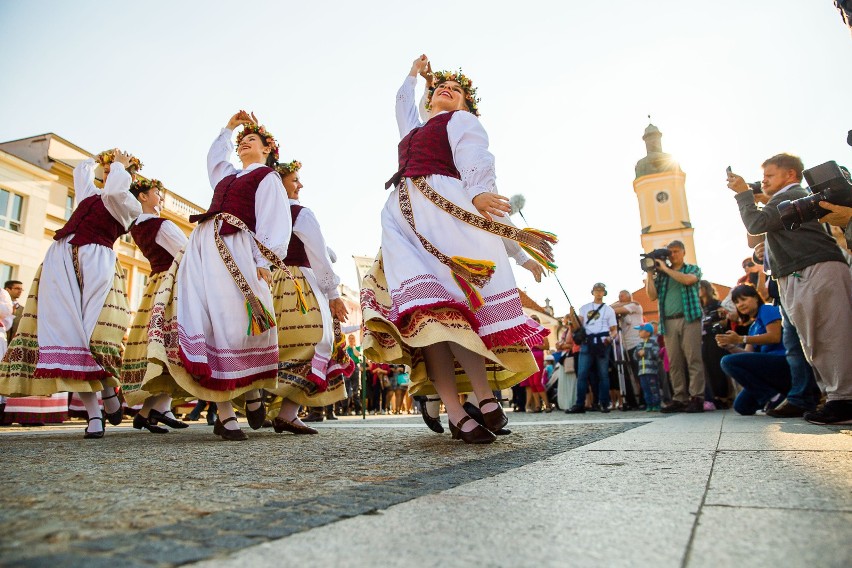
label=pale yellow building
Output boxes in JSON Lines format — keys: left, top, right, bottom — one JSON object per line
{"left": 632, "top": 123, "right": 697, "bottom": 264}
{"left": 0, "top": 133, "right": 204, "bottom": 312}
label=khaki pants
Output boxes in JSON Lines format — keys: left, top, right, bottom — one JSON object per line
{"left": 778, "top": 261, "right": 852, "bottom": 402}
{"left": 664, "top": 318, "right": 706, "bottom": 403}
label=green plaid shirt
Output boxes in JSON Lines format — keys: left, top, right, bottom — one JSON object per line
{"left": 654, "top": 263, "right": 702, "bottom": 334}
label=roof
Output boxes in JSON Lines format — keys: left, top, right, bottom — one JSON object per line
{"left": 518, "top": 288, "right": 546, "bottom": 313}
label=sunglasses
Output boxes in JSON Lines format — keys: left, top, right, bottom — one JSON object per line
{"left": 743, "top": 262, "right": 755, "bottom": 268}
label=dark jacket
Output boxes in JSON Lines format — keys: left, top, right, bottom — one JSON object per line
{"left": 735, "top": 185, "right": 845, "bottom": 278}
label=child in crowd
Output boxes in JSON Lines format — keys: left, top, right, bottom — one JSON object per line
{"left": 634, "top": 324, "right": 662, "bottom": 412}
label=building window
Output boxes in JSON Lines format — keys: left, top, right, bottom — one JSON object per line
{"left": 0, "top": 188, "right": 24, "bottom": 232}
{"left": 0, "top": 263, "right": 14, "bottom": 284}
{"left": 131, "top": 272, "right": 148, "bottom": 312}
{"left": 65, "top": 193, "right": 74, "bottom": 220}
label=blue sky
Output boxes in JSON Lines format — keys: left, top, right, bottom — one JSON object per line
{"left": 1, "top": 1, "right": 850, "bottom": 315}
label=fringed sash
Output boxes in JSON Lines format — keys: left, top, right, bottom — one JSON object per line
{"left": 214, "top": 212, "right": 308, "bottom": 335}
{"left": 397, "top": 176, "right": 558, "bottom": 310}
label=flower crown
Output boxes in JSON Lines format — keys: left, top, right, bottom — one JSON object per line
{"left": 427, "top": 69, "right": 480, "bottom": 116}
{"left": 130, "top": 178, "right": 164, "bottom": 196}
{"left": 235, "top": 123, "right": 279, "bottom": 161}
{"left": 95, "top": 150, "right": 144, "bottom": 172}
{"left": 275, "top": 160, "right": 302, "bottom": 175}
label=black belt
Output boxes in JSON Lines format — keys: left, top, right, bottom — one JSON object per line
{"left": 665, "top": 314, "right": 684, "bottom": 320}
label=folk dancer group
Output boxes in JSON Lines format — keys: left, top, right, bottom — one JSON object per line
{"left": 0, "top": 54, "right": 558, "bottom": 444}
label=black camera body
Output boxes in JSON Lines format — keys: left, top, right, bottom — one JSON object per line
{"left": 777, "top": 160, "right": 852, "bottom": 230}
{"left": 702, "top": 310, "right": 727, "bottom": 336}
{"left": 640, "top": 248, "right": 671, "bottom": 272}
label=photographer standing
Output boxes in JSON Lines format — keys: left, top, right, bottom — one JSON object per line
{"left": 566, "top": 283, "right": 617, "bottom": 414}
{"left": 727, "top": 154, "right": 852, "bottom": 425}
{"left": 645, "top": 240, "right": 706, "bottom": 413}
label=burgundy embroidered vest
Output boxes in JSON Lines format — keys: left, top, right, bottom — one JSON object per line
{"left": 130, "top": 218, "right": 175, "bottom": 275}
{"left": 189, "top": 166, "right": 273, "bottom": 235}
{"left": 53, "top": 195, "right": 128, "bottom": 248}
{"left": 385, "top": 111, "right": 462, "bottom": 189}
{"left": 283, "top": 205, "right": 310, "bottom": 268}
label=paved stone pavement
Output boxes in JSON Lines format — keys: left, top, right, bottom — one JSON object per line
{"left": 0, "top": 411, "right": 642, "bottom": 567}
{"left": 2, "top": 410, "right": 850, "bottom": 568}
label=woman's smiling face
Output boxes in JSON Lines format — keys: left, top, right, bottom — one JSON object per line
{"left": 430, "top": 80, "right": 467, "bottom": 113}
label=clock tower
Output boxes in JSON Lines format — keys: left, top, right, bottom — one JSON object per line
{"left": 633, "top": 122, "right": 697, "bottom": 264}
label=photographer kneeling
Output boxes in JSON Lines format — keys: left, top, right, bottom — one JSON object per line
{"left": 717, "top": 285, "right": 790, "bottom": 416}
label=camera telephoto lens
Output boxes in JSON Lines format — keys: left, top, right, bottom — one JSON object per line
{"left": 778, "top": 160, "right": 852, "bottom": 230}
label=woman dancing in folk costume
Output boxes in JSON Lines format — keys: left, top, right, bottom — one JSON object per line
{"left": 412, "top": 61, "right": 549, "bottom": 435}
{"left": 361, "top": 55, "right": 558, "bottom": 444}
{"left": 119, "top": 179, "right": 189, "bottom": 434}
{"left": 0, "top": 149, "right": 142, "bottom": 438}
{"left": 141, "top": 111, "right": 293, "bottom": 441}
{"left": 259, "top": 160, "right": 353, "bottom": 435}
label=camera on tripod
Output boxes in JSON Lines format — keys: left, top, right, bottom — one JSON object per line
{"left": 640, "top": 248, "right": 671, "bottom": 272}
{"left": 777, "top": 160, "right": 852, "bottom": 230}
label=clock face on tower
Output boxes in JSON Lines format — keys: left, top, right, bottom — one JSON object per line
{"left": 655, "top": 191, "right": 669, "bottom": 203}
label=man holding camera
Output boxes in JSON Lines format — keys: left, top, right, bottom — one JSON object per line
{"left": 727, "top": 153, "right": 852, "bottom": 425}
{"left": 645, "top": 240, "right": 706, "bottom": 413}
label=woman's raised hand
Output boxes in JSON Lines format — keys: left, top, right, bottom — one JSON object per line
{"left": 227, "top": 110, "right": 254, "bottom": 131}
{"left": 113, "top": 148, "right": 132, "bottom": 168}
{"left": 472, "top": 192, "right": 511, "bottom": 221}
{"left": 420, "top": 61, "right": 434, "bottom": 87}
{"left": 409, "top": 54, "right": 429, "bottom": 77}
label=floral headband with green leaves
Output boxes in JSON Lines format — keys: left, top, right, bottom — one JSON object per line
{"left": 426, "top": 69, "right": 480, "bottom": 116}
{"left": 130, "top": 178, "right": 164, "bottom": 195}
{"left": 235, "top": 123, "right": 280, "bottom": 161}
{"left": 95, "top": 150, "right": 144, "bottom": 173}
{"left": 275, "top": 160, "right": 302, "bottom": 175}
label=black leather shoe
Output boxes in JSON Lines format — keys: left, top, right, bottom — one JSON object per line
{"left": 149, "top": 409, "right": 189, "bottom": 429}
{"left": 463, "top": 402, "right": 510, "bottom": 436}
{"left": 566, "top": 405, "right": 586, "bottom": 414}
{"left": 102, "top": 393, "right": 123, "bottom": 426}
{"left": 419, "top": 397, "right": 445, "bottom": 434}
{"left": 217, "top": 416, "right": 248, "bottom": 440}
{"left": 302, "top": 411, "right": 324, "bottom": 423}
{"left": 766, "top": 400, "right": 807, "bottom": 418}
{"left": 244, "top": 397, "right": 267, "bottom": 430}
{"left": 272, "top": 417, "right": 318, "bottom": 435}
{"left": 660, "top": 400, "right": 687, "bottom": 414}
{"left": 477, "top": 397, "right": 508, "bottom": 433}
{"left": 133, "top": 413, "right": 168, "bottom": 434}
{"left": 84, "top": 416, "right": 105, "bottom": 439}
{"left": 448, "top": 415, "right": 496, "bottom": 444}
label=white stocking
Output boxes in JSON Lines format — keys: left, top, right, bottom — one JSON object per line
{"left": 100, "top": 387, "right": 121, "bottom": 414}
{"left": 216, "top": 401, "right": 240, "bottom": 430}
{"left": 78, "top": 392, "right": 103, "bottom": 432}
{"left": 447, "top": 343, "right": 498, "bottom": 414}
{"left": 277, "top": 398, "right": 306, "bottom": 426}
{"left": 425, "top": 395, "right": 441, "bottom": 418}
{"left": 245, "top": 389, "right": 262, "bottom": 411}
{"left": 424, "top": 342, "right": 476, "bottom": 432}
